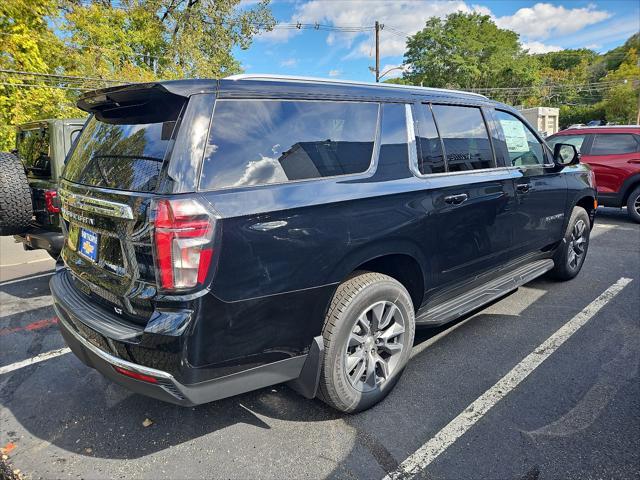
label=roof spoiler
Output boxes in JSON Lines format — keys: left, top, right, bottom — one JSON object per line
{"left": 77, "top": 83, "right": 188, "bottom": 124}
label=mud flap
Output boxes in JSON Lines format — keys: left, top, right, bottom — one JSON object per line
{"left": 287, "top": 336, "right": 324, "bottom": 399}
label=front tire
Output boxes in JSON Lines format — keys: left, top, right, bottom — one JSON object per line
{"left": 626, "top": 186, "right": 640, "bottom": 223}
{"left": 318, "top": 272, "right": 415, "bottom": 413}
{"left": 550, "top": 206, "right": 591, "bottom": 281}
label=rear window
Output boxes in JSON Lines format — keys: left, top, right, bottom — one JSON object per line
{"left": 431, "top": 105, "right": 494, "bottom": 171}
{"left": 199, "top": 99, "right": 378, "bottom": 191}
{"left": 591, "top": 134, "right": 638, "bottom": 155}
{"left": 63, "top": 116, "right": 178, "bottom": 192}
{"left": 17, "top": 127, "right": 51, "bottom": 177}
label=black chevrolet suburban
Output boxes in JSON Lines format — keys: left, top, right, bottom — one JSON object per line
{"left": 51, "top": 75, "right": 596, "bottom": 413}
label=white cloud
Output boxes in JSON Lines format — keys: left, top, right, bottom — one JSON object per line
{"left": 258, "top": 1, "right": 617, "bottom": 60}
{"left": 555, "top": 16, "right": 640, "bottom": 49}
{"left": 522, "top": 41, "right": 563, "bottom": 54}
{"left": 259, "top": 0, "right": 490, "bottom": 58}
{"left": 495, "top": 3, "right": 611, "bottom": 40}
{"left": 280, "top": 58, "right": 298, "bottom": 67}
{"left": 328, "top": 69, "right": 341, "bottom": 77}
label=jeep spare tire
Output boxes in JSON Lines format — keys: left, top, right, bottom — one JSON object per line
{"left": 0, "top": 152, "right": 33, "bottom": 236}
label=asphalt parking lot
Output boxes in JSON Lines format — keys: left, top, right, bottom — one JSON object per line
{"left": 1, "top": 208, "right": 638, "bottom": 480}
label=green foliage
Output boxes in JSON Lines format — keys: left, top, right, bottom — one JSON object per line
{"left": 601, "top": 48, "right": 640, "bottom": 124}
{"left": 403, "top": 13, "right": 538, "bottom": 91}
{"left": 399, "top": 13, "right": 638, "bottom": 126}
{"left": 0, "top": 0, "right": 275, "bottom": 149}
{"left": 558, "top": 104, "right": 605, "bottom": 129}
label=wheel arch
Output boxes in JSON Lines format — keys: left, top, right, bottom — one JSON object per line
{"left": 620, "top": 173, "right": 640, "bottom": 205}
{"left": 575, "top": 194, "right": 597, "bottom": 227}
{"left": 329, "top": 240, "right": 428, "bottom": 312}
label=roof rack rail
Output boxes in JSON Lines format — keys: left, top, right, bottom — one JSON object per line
{"left": 224, "top": 74, "right": 488, "bottom": 99}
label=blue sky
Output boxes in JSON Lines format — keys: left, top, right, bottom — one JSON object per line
{"left": 235, "top": 0, "right": 640, "bottom": 82}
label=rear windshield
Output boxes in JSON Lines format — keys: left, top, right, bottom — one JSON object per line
{"left": 63, "top": 116, "right": 179, "bottom": 192}
{"left": 17, "top": 127, "right": 51, "bottom": 177}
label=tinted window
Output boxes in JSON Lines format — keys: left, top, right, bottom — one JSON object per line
{"left": 546, "top": 134, "right": 586, "bottom": 152}
{"left": 379, "top": 103, "right": 408, "bottom": 170}
{"left": 414, "top": 104, "right": 445, "bottom": 174}
{"left": 200, "top": 100, "right": 378, "bottom": 190}
{"left": 17, "top": 127, "right": 51, "bottom": 176}
{"left": 591, "top": 134, "right": 638, "bottom": 155}
{"left": 63, "top": 116, "right": 178, "bottom": 192}
{"left": 431, "top": 105, "right": 493, "bottom": 171}
{"left": 495, "top": 110, "right": 545, "bottom": 166}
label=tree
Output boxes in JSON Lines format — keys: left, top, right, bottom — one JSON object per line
{"left": 601, "top": 48, "right": 640, "bottom": 124}
{"left": 62, "top": 0, "right": 275, "bottom": 80}
{"left": 0, "top": 0, "right": 275, "bottom": 149}
{"left": 0, "top": 0, "right": 79, "bottom": 150}
{"left": 402, "top": 13, "right": 538, "bottom": 93}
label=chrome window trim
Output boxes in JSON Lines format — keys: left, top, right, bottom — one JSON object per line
{"left": 416, "top": 165, "right": 515, "bottom": 179}
{"left": 59, "top": 190, "right": 134, "bottom": 220}
{"left": 196, "top": 98, "right": 383, "bottom": 193}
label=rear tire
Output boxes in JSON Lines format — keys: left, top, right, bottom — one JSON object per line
{"left": 550, "top": 206, "right": 590, "bottom": 281}
{"left": 0, "top": 152, "right": 33, "bottom": 236}
{"left": 626, "top": 186, "right": 640, "bottom": 224}
{"left": 318, "top": 271, "right": 415, "bottom": 413}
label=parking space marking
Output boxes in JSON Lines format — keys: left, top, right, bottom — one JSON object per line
{"left": 0, "top": 317, "right": 58, "bottom": 336}
{"left": 0, "top": 257, "right": 53, "bottom": 268}
{"left": 0, "top": 271, "right": 54, "bottom": 287}
{"left": 0, "top": 294, "right": 53, "bottom": 319}
{"left": 384, "top": 277, "right": 633, "bottom": 480}
{"left": 0, "top": 347, "right": 71, "bottom": 375}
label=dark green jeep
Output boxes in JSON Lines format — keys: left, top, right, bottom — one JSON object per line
{"left": 0, "top": 118, "right": 86, "bottom": 258}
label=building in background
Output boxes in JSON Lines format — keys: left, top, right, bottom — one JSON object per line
{"left": 517, "top": 107, "right": 560, "bottom": 137}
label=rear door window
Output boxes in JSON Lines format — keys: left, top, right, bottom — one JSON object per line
{"left": 414, "top": 104, "right": 445, "bottom": 175}
{"left": 199, "top": 99, "right": 378, "bottom": 191}
{"left": 431, "top": 105, "right": 494, "bottom": 171}
{"left": 17, "top": 127, "right": 51, "bottom": 177}
{"left": 591, "top": 134, "right": 638, "bottom": 155}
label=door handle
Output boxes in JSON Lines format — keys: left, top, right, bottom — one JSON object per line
{"left": 444, "top": 193, "right": 468, "bottom": 205}
{"left": 516, "top": 183, "right": 531, "bottom": 193}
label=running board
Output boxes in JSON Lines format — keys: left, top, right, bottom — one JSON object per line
{"left": 416, "top": 259, "right": 554, "bottom": 325}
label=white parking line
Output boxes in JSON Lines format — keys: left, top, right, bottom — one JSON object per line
{"left": 0, "top": 271, "right": 54, "bottom": 286}
{"left": 384, "top": 277, "right": 633, "bottom": 480}
{"left": 0, "top": 257, "right": 53, "bottom": 268}
{"left": 0, "top": 348, "right": 71, "bottom": 375}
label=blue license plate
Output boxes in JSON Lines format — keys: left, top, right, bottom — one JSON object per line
{"left": 79, "top": 228, "right": 99, "bottom": 263}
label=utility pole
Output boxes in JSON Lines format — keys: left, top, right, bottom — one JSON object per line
{"left": 375, "top": 21, "right": 380, "bottom": 83}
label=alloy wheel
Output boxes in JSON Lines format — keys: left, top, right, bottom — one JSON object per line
{"left": 343, "top": 300, "right": 406, "bottom": 392}
{"left": 567, "top": 219, "right": 587, "bottom": 269}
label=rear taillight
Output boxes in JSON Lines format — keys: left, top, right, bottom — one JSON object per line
{"left": 153, "top": 198, "right": 215, "bottom": 291}
{"left": 44, "top": 189, "right": 60, "bottom": 213}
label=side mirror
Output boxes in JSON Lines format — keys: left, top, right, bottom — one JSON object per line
{"left": 553, "top": 143, "right": 580, "bottom": 167}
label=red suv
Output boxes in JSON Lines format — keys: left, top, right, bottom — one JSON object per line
{"left": 547, "top": 126, "right": 640, "bottom": 222}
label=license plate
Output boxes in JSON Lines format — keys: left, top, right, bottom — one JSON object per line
{"left": 79, "top": 228, "right": 99, "bottom": 263}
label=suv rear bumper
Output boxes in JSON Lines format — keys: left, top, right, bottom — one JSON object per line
{"left": 14, "top": 227, "right": 63, "bottom": 256}
{"left": 50, "top": 270, "right": 317, "bottom": 406}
